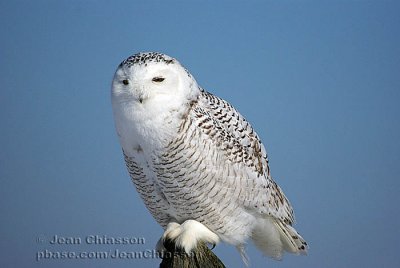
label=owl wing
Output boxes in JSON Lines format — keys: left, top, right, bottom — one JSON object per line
{"left": 192, "top": 90, "right": 295, "bottom": 225}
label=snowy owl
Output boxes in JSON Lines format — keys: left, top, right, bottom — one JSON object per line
{"left": 111, "top": 52, "right": 308, "bottom": 263}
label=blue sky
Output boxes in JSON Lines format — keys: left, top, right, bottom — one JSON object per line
{"left": 1, "top": 1, "right": 399, "bottom": 267}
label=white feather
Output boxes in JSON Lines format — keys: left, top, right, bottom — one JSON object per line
{"left": 111, "top": 52, "right": 308, "bottom": 264}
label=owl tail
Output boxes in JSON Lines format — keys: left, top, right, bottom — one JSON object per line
{"left": 251, "top": 218, "right": 308, "bottom": 260}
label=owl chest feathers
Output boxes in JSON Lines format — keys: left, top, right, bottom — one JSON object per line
{"left": 117, "top": 99, "right": 182, "bottom": 150}
{"left": 116, "top": 98, "right": 203, "bottom": 222}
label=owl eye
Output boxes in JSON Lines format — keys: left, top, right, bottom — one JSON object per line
{"left": 122, "top": 79, "right": 129, "bottom": 85}
{"left": 152, "top": 77, "right": 165, "bottom": 83}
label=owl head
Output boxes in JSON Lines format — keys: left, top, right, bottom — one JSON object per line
{"left": 111, "top": 52, "right": 199, "bottom": 107}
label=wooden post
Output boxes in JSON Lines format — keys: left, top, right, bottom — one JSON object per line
{"left": 159, "top": 238, "right": 226, "bottom": 268}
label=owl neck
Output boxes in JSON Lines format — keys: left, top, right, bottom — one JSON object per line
{"left": 114, "top": 91, "right": 199, "bottom": 156}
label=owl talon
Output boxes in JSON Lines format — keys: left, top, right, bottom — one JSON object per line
{"left": 159, "top": 220, "right": 220, "bottom": 254}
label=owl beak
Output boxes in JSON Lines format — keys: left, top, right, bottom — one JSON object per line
{"left": 134, "top": 85, "right": 146, "bottom": 104}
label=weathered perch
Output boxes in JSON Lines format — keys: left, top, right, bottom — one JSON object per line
{"left": 159, "top": 239, "right": 226, "bottom": 268}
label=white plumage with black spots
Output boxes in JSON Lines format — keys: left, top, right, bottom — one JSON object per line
{"left": 111, "top": 52, "right": 308, "bottom": 264}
